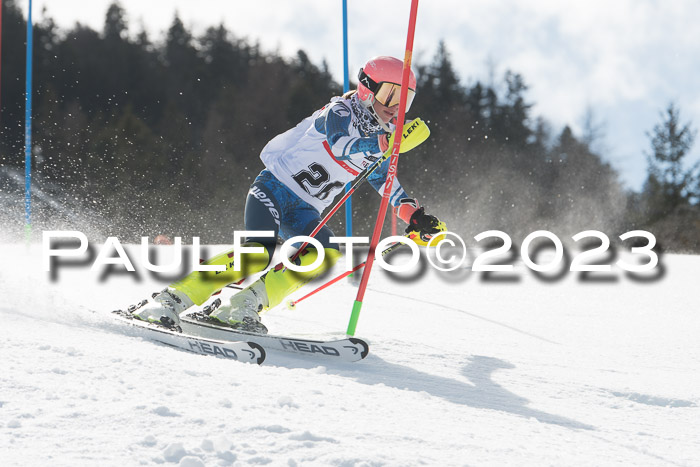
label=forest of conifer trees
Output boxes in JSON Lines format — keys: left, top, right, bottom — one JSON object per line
{"left": 1, "top": 1, "right": 699, "bottom": 252}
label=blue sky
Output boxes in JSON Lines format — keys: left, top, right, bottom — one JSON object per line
{"left": 20, "top": 0, "right": 700, "bottom": 191}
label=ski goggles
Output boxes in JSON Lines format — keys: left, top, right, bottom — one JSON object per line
{"left": 374, "top": 82, "right": 416, "bottom": 110}
{"left": 359, "top": 69, "right": 416, "bottom": 110}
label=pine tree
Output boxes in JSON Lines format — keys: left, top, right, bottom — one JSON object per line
{"left": 643, "top": 103, "right": 698, "bottom": 221}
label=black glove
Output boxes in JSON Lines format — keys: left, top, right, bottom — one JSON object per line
{"left": 405, "top": 207, "right": 443, "bottom": 242}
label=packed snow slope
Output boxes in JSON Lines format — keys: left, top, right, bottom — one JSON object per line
{"left": 1, "top": 243, "right": 699, "bottom": 466}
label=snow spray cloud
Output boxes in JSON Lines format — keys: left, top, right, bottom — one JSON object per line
{"left": 41, "top": 229, "right": 662, "bottom": 284}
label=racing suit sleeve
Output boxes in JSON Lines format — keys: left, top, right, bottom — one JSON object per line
{"left": 366, "top": 161, "right": 411, "bottom": 208}
{"left": 323, "top": 102, "right": 385, "bottom": 161}
{"left": 323, "top": 101, "right": 410, "bottom": 207}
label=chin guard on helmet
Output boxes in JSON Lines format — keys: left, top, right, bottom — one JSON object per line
{"left": 358, "top": 96, "right": 392, "bottom": 132}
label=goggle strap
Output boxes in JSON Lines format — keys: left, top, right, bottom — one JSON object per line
{"left": 358, "top": 69, "right": 380, "bottom": 94}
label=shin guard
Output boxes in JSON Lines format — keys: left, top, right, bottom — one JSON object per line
{"left": 262, "top": 247, "right": 341, "bottom": 309}
{"left": 171, "top": 243, "right": 270, "bottom": 306}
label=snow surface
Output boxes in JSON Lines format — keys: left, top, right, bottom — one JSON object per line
{"left": 1, "top": 243, "right": 699, "bottom": 466}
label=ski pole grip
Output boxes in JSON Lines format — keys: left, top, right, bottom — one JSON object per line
{"left": 381, "top": 117, "right": 430, "bottom": 160}
{"left": 399, "top": 117, "right": 430, "bottom": 152}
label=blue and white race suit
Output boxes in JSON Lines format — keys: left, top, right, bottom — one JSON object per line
{"left": 245, "top": 93, "right": 411, "bottom": 255}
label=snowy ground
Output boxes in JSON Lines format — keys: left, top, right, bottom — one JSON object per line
{"left": 1, "top": 243, "right": 699, "bottom": 466}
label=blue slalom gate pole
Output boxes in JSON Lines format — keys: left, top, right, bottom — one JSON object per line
{"left": 342, "top": 0, "right": 352, "bottom": 239}
{"left": 24, "top": 0, "right": 33, "bottom": 242}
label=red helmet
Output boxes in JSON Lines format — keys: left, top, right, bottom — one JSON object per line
{"left": 357, "top": 56, "right": 416, "bottom": 119}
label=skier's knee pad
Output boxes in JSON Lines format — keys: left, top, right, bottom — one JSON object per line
{"left": 263, "top": 247, "right": 341, "bottom": 309}
{"left": 172, "top": 242, "right": 270, "bottom": 306}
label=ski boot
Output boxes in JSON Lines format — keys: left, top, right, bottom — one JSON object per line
{"left": 130, "top": 288, "right": 194, "bottom": 331}
{"left": 206, "top": 246, "right": 342, "bottom": 334}
{"left": 209, "top": 280, "right": 269, "bottom": 334}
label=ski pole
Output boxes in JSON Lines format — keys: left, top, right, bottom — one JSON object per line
{"left": 348, "top": 0, "right": 420, "bottom": 336}
{"left": 291, "top": 117, "right": 428, "bottom": 262}
{"left": 248, "top": 119, "right": 428, "bottom": 303}
{"left": 253, "top": 151, "right": 396, "bottom": 289}
{"left": 290, "top": 156, "right": 387, "bottom": 261}
{"left": 286, "top": 239, "right": 409, "bottom": 309}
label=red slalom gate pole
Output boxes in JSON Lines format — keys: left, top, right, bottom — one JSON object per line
{"left": 347, "top": 0, "right": 420, "bottom": 336}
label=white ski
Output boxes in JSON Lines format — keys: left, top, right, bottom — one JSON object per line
{"left": 180, "top": 312, "right": 369, "bottom": 362}
{"left": 112, "top": 311, "right": 266, "bottom": 365}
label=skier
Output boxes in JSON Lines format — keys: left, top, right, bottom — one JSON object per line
{"left": 131, "top": 56, "right": 446, "bottom": 333}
